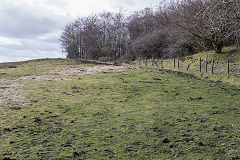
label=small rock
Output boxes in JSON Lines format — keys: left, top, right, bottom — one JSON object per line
{"left": 198, "top": 142, "right": 204, "bottom": 146}
{"left": 61, "top": 142, "right": 72, "bottom": 147}
{"left": 73, "top": 151, "right": 86, "bottom": 157}
{"left": 33, "top": 117, "right": 43, "bottom": 124}
{"left": 72, "top": 86, "right": 80, "bottom": 90}
{"left": 188, "top": 97, "right": 203, "bottom": 101}
{"left": 163, "top": 138, "right": 170, "bottom": 143}
{"left": 10, "top": 106, "right": 22, "bottom": 110}
{"left": 196, "top": 97, "right": 203, "bottom": 100}
{"left": 169, "top": 145, "right": 174, "bottom": 148}
{"left": 124, "top": 147, "right": 136, "bottom": 152}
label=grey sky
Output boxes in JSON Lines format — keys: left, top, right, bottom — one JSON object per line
{"left": 0, "top": 0, "right": 160, "bottom": 62}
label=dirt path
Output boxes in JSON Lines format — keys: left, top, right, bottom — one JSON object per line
{"left": 0, "top": 65, "right": 126, "bottom": 104}
{"left": 51, "top": 65, "right": 125, "bottom": 76}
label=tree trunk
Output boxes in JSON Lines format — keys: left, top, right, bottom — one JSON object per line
{"left": 215, "top": 41, "right": 223, "bottom": 53}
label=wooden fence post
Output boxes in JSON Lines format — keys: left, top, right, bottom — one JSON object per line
{"left": 174, "top": 58, "right": 176, "bottom": 68}
{"left": 211, "top": 59, "right": 214, "bottom": 74}
{"left": 152, "top": 55, "right": 154, "bottom": 67}
{"left": 145, "top": 57, "right": 147, "bottom": 67}
{"left": 139, "top": 57, "right": 141, "bottom": 67}
{"left": 177, "top": 57, "right": 180, "bottom": 69}
{"left": 205, "top": 57, "right": 208, "bottom": 73}
{"left": 160, "top": 58, "right": 163, "bottom": 69}
{"left": 199, "top": 57, "right": 202, "bottom": 73}
{"left": 227, "top": 59, "right": 230, "bottom": 76}
{"left": 155, "top": 60, "right": 159, "bottom": 68}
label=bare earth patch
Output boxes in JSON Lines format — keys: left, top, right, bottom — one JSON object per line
{"left": 18, "top": 75, "right": 70, "bottom": 81}
{"left": 0, "top": 65, "right": 126, "bottom": 104}
{"left": 51, "top": 65, "right": 126, "bottom": 75}
{"left": 0, "top": 83, "right": 23, "bottom": 104}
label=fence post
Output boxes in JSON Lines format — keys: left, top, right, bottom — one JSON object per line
{"left": 199, "top": 57, "right": 202, "bottom": 73}
{"left": 152, "top": 55, "right": 154, "bottom": 67}
{"left": 174, "top": 58, "right": 176, "bottom": 68}
{"left": 227, "top": 59, "right": 230, "bottom": 76}
{"left": 160, "top": 58, "right": 163, "bottom": 69}
{"left": 155, "top": 60, "right": 159, "bottom": 68}
{"left": 177, "top": 57, "right": 180, "bottom": 69}
{"left": 145, "top": 57, "right": 147, "bottom": 67}
{"left": 205, "top": 57, "right": 208, "bottom": 73}
{"left": 211, "top": 59, "right": 214, "bottom": 74}
{"left": 139, "top": 57, "right": 141, "bottom": 67}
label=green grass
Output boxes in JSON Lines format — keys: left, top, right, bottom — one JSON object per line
{"left": 131, "top": 46, "right": 240, "bottom": 86}
{"left": 0, "top": 58, "right": 110, "bottom": 79}
{"left": 0, "top": 59, "right": 240, "bottom": 159}
{"left": 182, "top": 46, "right": 240, "bottom": 64}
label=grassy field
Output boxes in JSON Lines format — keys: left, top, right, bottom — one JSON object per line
{"left": 0, "top": 58, "right": 240, "bottom": 159}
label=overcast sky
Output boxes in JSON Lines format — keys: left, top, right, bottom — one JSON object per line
{"left": 0, "top": 0, "right": 160, "bottom": 63}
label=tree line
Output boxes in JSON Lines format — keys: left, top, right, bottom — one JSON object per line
{"left": 60, "top": 0, "right": 240, "bottom": 61}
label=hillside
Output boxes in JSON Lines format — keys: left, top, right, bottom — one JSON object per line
{"left": 174, "top": 46, "right": 240, "bottom": 85}
{"left": 182, "top": 46, "right": 240, "bottom": 69}
{"left": 0, "top": 58, "right": 240, "bottom": 159}
{"left": 194, "top": 46, "right": 239, "bottom": 62}
{"left": 132, "top": 46, "right": 240, "bottom": 86}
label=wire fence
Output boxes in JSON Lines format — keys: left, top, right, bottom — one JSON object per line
{"left": 131, "top": 57, "right": 240, "bottom": 78}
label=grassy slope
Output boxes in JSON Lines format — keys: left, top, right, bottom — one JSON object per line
{"left": 0, "top": 58, "right": 105, "bottom": 79}
{"left": 0, "top": 58, "right": 240, "bottom": 159}
{"left": 171, "top": 46, "right": 240, "bottom": 85}
{"left": 132, "top": 46, "right": 240, "bottom": 86}
{"left": 184, "top": 46, "right": 240, "bottom": 64}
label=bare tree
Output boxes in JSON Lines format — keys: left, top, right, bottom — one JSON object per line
{"left": 60, "top": 11, "right": 128, "bottom": 61}
{"left": 168, "top": 0, "right": 240, "bottom": 53}
{"left": 60, "top": 1, "right": 240, "bottom": 61}
{"left": 60, "top": 23, "right": 79, "bottom": 58}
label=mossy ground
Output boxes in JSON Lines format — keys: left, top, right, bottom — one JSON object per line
{"left": 0, "top": 58, "right": 240, "bottom": 159}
